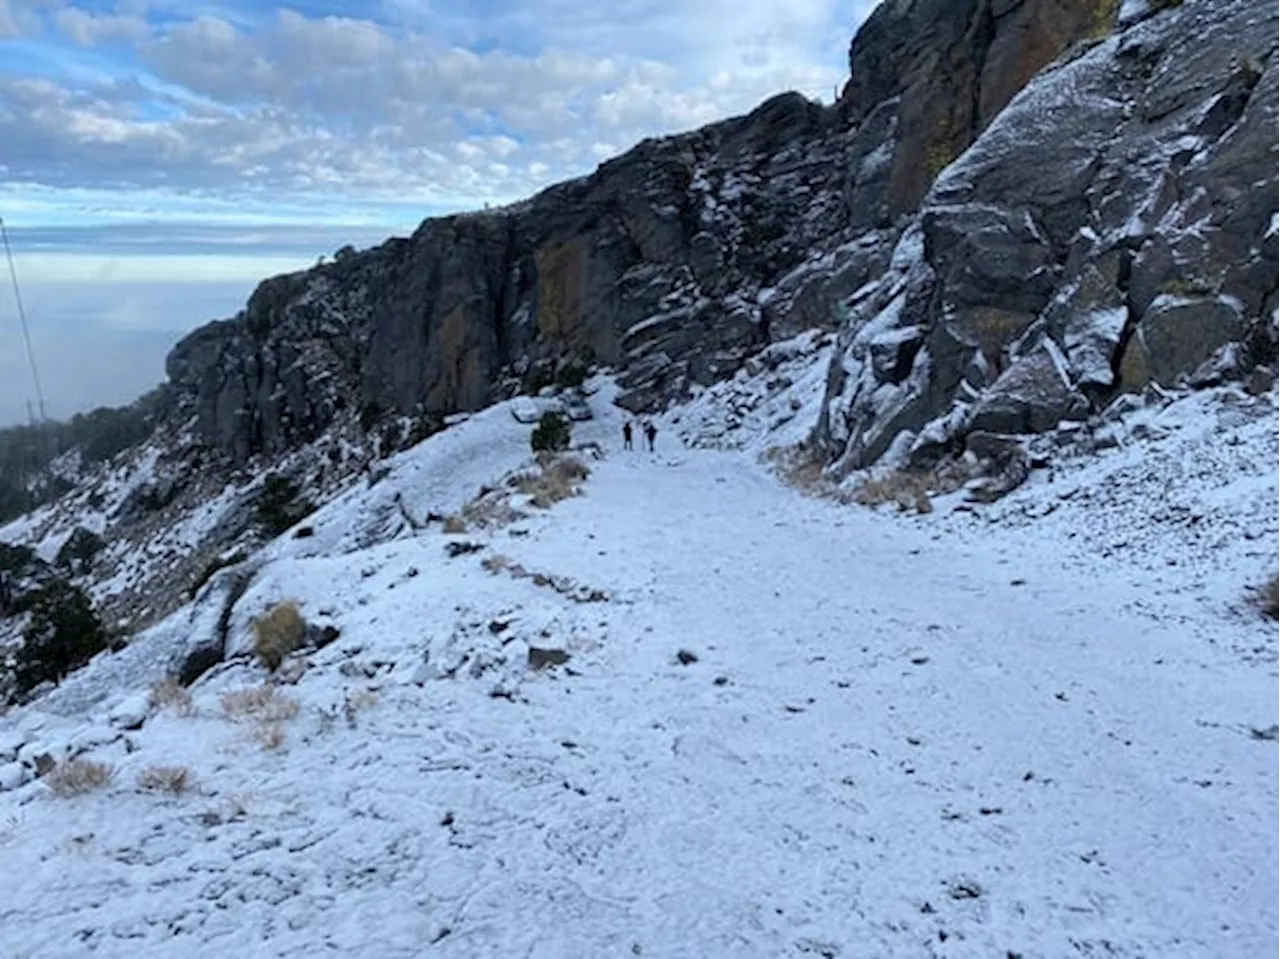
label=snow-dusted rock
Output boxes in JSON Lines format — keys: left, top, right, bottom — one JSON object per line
{"left": 16, "top": 737, "right": 68, "bottom": 778}
{"left": 0, "top": 762, "right": 31, "bottom": 792}
{"left": 969, "top": 348, "right": 1089, "bottom": 436}
{"left": 0, "top": 731, "right": 26, "bottom": 764}
{"left": 1122, "top": 295, "right": 1248, "bottom": 389}
{"left": 108, "top": 693, "right": 151, "bottom": 731}
{"left": 819, "top": 0, "right": 1277, "bottom": 471}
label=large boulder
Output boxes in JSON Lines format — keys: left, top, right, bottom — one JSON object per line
{"left": 969, "top": 346, "right": 1090, "bottom": 434}
{"left": 1119, "top": 294, "right": 1249, "bottom": 389}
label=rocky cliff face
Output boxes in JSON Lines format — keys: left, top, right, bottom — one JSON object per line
{"left": 817, "top": 0, "right": 1278, "bottom": 473}
{"left": 166, "top": 93, "right": 858, "bottom": 460}
{"left": 165, "top": 0, "right": 1111, "bottom": 462}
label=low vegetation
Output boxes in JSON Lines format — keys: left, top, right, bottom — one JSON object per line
{"left": 12, "top": 579, "right": 108, "bottom": 696}
{"left": 481, "top": 554, "right": 511, "bottom": 574}
{"left": 220, "top": 684, "right": 301, "bottom": 722}
{"left": 530, "top": 412, "right": 572, "bottom": 454}
{"left": 441, "top": 515, "right": 468, "bottom": 534}
{"left": 136, "top": 765, "right": 191, "bottom": 795}
{"left": 514, "top": 456, "right": 590, "bottom": 509}
{"left": 45, "top": 758, "right": 114, "bottom": 797}
{"left": 253, "top": 474, "right": 316, "bottom": 540}
{"left": 251, "top": 601, "right": 307, "bottom": 672}
{"left": 55, "top": 527, "right": 105, "bottom": 575}
{"left": 254, "top": 722, "right": 287, "bottom": 750}
{"left": 148, "top": 677, "right": 195, "bottom": 716}
{"left": 766, "top": 443, "right": 970, "bottom": 515}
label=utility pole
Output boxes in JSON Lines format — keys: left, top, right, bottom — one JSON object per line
{"left": 1, "top": 216, "right": 47, "bottom": 423}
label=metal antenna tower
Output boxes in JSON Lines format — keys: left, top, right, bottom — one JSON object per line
{"left": 0, "top": 216, "right": 47, "bottom": 422}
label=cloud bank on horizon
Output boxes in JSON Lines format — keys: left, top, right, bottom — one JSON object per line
{"left": 0, "top": 0, "right": 870, "bottom": 423}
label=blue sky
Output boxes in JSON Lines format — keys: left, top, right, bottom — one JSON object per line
{"left": 0, "top": 0, "right": 871, "bottom": 424}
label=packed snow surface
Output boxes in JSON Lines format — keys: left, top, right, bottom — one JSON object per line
{"left": 0, "top": 383, "right": 1275, "bottom": 959}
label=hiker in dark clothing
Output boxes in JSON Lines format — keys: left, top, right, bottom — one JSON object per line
{"left": 623, "top": 421, "right": 634, "bottom": 450}
{"left": 644, "top": 422, "right": 657, "bottom": 452}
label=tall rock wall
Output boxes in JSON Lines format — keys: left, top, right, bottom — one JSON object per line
{"left": 817, "top": 0, "right": 1278, "bottom": 473}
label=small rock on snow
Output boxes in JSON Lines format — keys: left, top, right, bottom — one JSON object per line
{"left": 109, "top": 693, "right": 152, "bottom": 730}
{"left": 0, "top": 762, "right": 31, "bottom": 792}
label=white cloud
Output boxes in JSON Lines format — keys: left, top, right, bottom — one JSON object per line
{"left": 0, "top": 0, "right": 17, "bottom": 38}
{"left": 3, "top": 1, "right": 861, "bottom": 215}
{"left": 54, "top": 8, "right": 148, "bottom": 46}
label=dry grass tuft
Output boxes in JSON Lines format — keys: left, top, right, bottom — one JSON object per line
{"left": 853, "top": 470, "right": 935, "bottom": 511}
{"left": 252, "top": 601, "right": 307, "bottom": 672}
{"left": 442, "top": 515, "right": 467, "bottom": 534}
{"left": 545, "top": 456, "right": 590, "bottom": 484}
{"left": 149, "top": 677, "right": 195, "bottom": 716}
{"left": 851, "top": 465, "right": 967, "bottom": 514}
{"left": 482, "top": 554, "right": 510, "bottom": 575}
{"left": 45, "top": 758, "right": 114, "bottom": 797}
{"left": 254, "top": 722, "right": 287, "bottom": 750}
{"left": 765, "top": 443, "right": 834, "bottom": 497}
{"left": 136, "top": 765, "right": 191, "bottom": 795}
{"left": 1256, "top": 574, "right": 1279, "bottom": 620}
{"left": 511, "top": 455, "right": 591, "bottom": 509}
{"left": 461, "top": 493, "right": 523, "bottom": 529}
{"left": 221, "top": 684, "right": 301, "bottom": 722}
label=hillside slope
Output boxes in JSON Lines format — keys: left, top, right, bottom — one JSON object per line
{"left": 0, "top": 377, "right": 1275, "bottom": 958}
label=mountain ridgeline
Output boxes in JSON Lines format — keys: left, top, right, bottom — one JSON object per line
{"left": 101, "top": 0, "right": 1280, "bottom": 473}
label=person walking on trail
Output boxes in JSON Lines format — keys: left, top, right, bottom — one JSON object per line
{"left": 645, "top": 421, "right": 657, "bottom": 452}
{"left": 623, "top": 421, "right": 634, "bottom": 451}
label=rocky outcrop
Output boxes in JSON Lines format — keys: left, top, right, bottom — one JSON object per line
{"left": 167, "top": 93, "right": 860, "bottom": 459}
{"left": 165, "top": 0, "right": 1112, "bottom": 463}
{"left": 818, "top": 0, "right": 1278, "bottom": 473}
{"left": 840, "top": 0, "right": 1108, "bottom": 217}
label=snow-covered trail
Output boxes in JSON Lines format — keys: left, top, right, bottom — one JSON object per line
{"left": 2, "top": 443, "right": 1275, "bottom": 959}
{"left": 510, "top": 448, "right": 1278, "bottom": 957}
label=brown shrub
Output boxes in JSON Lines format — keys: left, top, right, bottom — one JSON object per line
{"left": 482, "top": 554, "right": 510, "bottom": 574}
{"left": 252, "top": 601, "right": 306, "bottom": 672}
{"left": 442, "top": 515, "right": 467, "bottom": 534}
{"left": 851, "top": 466, "right": 966, "bottom": 513}
{"left": 854, "top": 470, "right": 935, "bottom": 511}
{"left": 254, "top": 722, "right": 287, "bottom": 750}
{"left": 461, "top": 492, "right": 523, "bottom": 529}
{"left": 546, "top": 456, "right": 590, "bottom": 484}
{"left": 513, "top": 455, "right": 589, "bottom": 509}
{"left": 45, "top": 758, "right": 114, "bottom": 797}
{"left": 221, "top": 684, "right": 300, "bottom": 722}
{"left": 765, "top": 443, "right": 833, "bottom": 497}
{"left": 136, "top": 765, "right": 191, "bottom": 795}
{"left": 149, "top": 677, "right": 195, "bottom": 716}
